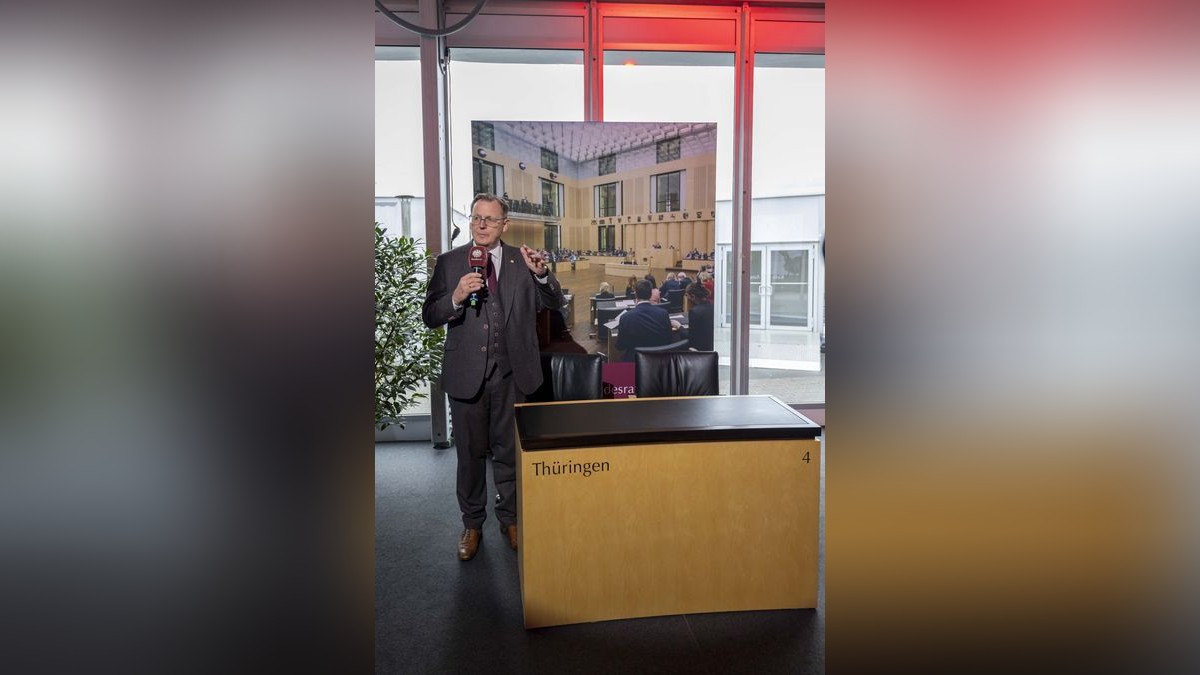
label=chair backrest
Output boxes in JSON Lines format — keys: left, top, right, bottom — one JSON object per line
{"left": 528, "top": 352, "right": 606, "bottom": 402}
{"left": 596, "top": 305, "right": 625, "bottom": 326}
{"left": 666, "top": 288, "right": 684, "bottom": 312}
{"left": 633, "top": 338, "right": 689, "bottom": 355}
{"left": 634, "top": 349, "right": 719, "bottom": 398}
{"left": 622, "top": 337, "right": 687, "bottom": 362}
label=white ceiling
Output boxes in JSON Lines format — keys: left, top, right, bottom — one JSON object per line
{"left": 488, "top": 121, "right": 717, "bottom": 162}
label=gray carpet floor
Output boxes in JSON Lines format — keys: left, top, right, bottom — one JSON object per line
{"left": 376, "top": 440, "right": 824, "bottom": 674}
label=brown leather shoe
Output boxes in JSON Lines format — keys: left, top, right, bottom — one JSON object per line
{"left": 458, "top": 528, "right": 482, "bottom": 561}
{"left": 500, "top": 523, "right": 518, "bottom": 551}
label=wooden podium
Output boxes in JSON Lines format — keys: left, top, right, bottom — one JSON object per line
{"left": 514, "top": 395, "right": 822, "bottom": 628}
{"left": 646, "top": 248, "right": 675, "bottom": 270}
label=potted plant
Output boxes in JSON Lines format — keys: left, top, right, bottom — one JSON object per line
{"left": 375, "top": 222, "right": 443, "bottom": 431}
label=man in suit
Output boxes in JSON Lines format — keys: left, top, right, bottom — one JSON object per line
{"left": 422, "top": 193, "right": 565, "bottom": 561}
{"left": 616, "top": 280, "right": 676, "bottom": 361}
{"left": 682, "top": 283, "right": 714, "bottom": 352}
{"left": 657, "top": 273, "right": 676, "bottom": 296}
{"left": 658, "top": 272, "right": 680, "bottom": 298}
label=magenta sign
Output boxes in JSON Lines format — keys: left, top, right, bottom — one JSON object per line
{"left": 602, "top": 362, "right": 636, "bottom": 399}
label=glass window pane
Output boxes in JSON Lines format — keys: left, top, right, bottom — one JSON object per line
{"left": 768, "top": 249, "right": 811, "bottom": 327}
{"left": 604, "top": 51, "right": 733, "bottom": 200}
{"left": 656, "top": 137, "right": 681, "bottom": 163}
{"left": 540, "top": 178, "right": 563, "bottom": 218}
{"left": 473, "top": 158, "right": 503, "bottom": 196}
{"left": 604, "top": 50, "right": 730, "bottom": 392}
{"left": 596, "top": 182, "right": 618, "bottom": 217}
{"left": 448, "top": 48, "right": 584, "bottom": 248}
{"left": 748, "top": 54, "right": 825, "bottom": 403}
{"left": 375, "top": 46, "right": 433, "bottom": 416}
{"left": 540, "top": 147, "right": 559, "bottom": 173}
{"left": 375, "top": 47, "right": 423, "bottom": 201}
{"left": 652, "top": 170, "right": 682, "bottom": 212}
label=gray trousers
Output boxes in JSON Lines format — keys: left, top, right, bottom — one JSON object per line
{"left": 448, "top": 367, "right": 523, "bottom": 529}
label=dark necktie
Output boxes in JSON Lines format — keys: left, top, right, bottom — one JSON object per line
{"left": 486, "top": 255, "right": 498, "bottom": 297}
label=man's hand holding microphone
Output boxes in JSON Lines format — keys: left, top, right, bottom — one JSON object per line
{"left": 453, "top": 244, "right": 489, "bottom": 308}
{"left": 452, "top": 243, "right": 551, "bottom": 308}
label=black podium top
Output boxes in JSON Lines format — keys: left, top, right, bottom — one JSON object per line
{"left": 515, "top": 395, "right": 821, "bottom": 451}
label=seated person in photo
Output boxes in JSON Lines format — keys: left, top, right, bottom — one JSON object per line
{"left": 643, "top": 272, "right": 657, "bottom": 288}
{"left": 624, "top": 275, "right": 638, "bottom": 298}
{"left": 698, "top": 271, "right": 715, "bottom": 297}
{"left": 596, "top": 281, "right": 615, "bottom": 299}
{"left": 681, "top": 283, "right": 714, "bottom": 352}
{"left": 616, "top": 280, "right": 677, "bottom": 361}
{"left": 676, "top": 272, "right": 691, "bottom": 290}
{"left": 659, "top": 272, "right": 680, "bottom": 297}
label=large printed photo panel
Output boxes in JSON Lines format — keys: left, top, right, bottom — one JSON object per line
{"left": 468, "top": 120, "right": 717, "bottom": 393}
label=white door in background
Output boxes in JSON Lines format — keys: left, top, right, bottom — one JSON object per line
{"left": 765, "top": 245, "right": 816, "bottom": 330}
{"left": 719, "top": 244, "right": 816, "bottom": 330}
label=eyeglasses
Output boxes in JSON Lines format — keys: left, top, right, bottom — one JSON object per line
{"left": 469, "top": 215, "right": 506, "bottom": 226}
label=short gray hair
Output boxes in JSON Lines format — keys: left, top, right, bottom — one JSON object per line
{"left": 470, "top": 193, "right": 509, "bottom": 218}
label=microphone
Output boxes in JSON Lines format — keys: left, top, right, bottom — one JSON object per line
{"left": 467, "top": 245, "right": 488, "bottom": 307}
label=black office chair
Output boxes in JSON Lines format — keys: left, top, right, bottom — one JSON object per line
{"left": 665, "top": 288, "right": 684, "bottom": 312}
{"left": 596, "top": 304, "right": 624, "bottom": 341}
{"left": 634, "top": 349, "right": 719, "bottom": 398}
{"left": 527, "top": 352, "right": 606, "bottom": 403}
